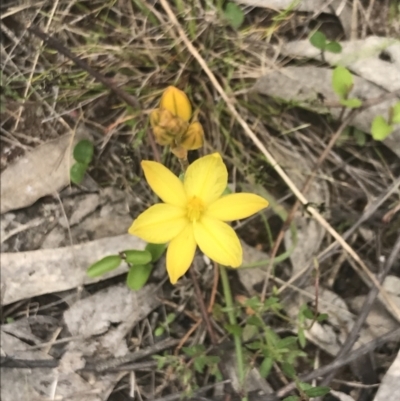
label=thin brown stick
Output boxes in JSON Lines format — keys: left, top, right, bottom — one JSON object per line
{"left": 189, "top": 267, "right": 218, "bottom": 345}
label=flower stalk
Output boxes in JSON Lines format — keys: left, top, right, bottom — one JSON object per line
{"left": 220, "top": 265, "right": 248, "bottom": 401}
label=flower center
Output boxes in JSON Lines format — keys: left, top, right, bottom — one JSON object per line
{"left": 186, "top": 196, "right": 205, "bottom": 222}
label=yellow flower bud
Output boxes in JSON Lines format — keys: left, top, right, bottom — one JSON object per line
{"left": 149, "top": 109, "right": 161, "bottom": 128}
{"left": 160, "top": 86, "right": 192, "bottom": 122}
{"left": 179, "top": 121, "right": 204, "bottom": 150}
{"left": 153, "top": 126, "right": 175, "bottom": 146}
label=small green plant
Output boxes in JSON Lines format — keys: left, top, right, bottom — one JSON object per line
{"left": 371, "top": 102, "right": 400, "bottom": 141}
{"left": 70, "top": 139, "right": 94, "bottom": 184}
{"left": 153, "top": 345, "right": 221, "bottom": 396}
{"left": 154, "top": 312, "right": 176, "bottom": 337}
{"left": 223, "top": 2, "right": 244, "bottom": 29}
{"left": 86, "top": 242, "right": 167, "bottom": 290}
{"left": 309, "top": 31, "right": 342, "bottom": 54}
{"left": 283, "top": 382, "right": 331, "bottom": 401}
{"left": 231, "top": 295, "right": 307, "bottom": 380}
{"left": 332, "top": 66, "right": 362, "bottom": 108}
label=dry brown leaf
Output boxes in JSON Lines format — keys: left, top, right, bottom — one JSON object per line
{"left": 0, "top": 127, "right": 92, "bottom": 214}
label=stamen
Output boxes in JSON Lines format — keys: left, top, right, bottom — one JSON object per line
{"left": 186, "top": 196, "right": 205, "bottom": 222}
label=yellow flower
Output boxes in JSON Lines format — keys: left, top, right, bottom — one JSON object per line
{"left": 128, "top": 153, "right": 269, "bottom": 284}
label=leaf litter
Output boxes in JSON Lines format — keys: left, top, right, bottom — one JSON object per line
{"left": 1, "top": 0, "right": 400, "bottom": 400}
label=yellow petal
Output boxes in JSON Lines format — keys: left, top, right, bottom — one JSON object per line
{"left": 166, "top": 224, "right": 197, "bottom": 284}
{"left": 129, "top": 204, "right": 188, "bottom": 243}
{"left": 193, "top": 216, "right": 242, "bottom": 267}
{"left": 160, "top": 86, "right": 192, "bottom": 122}
{"left": 153, "top": 126, "right": 175, "bottom": 146}
{"left": 180, "top": 121, "right": 204, "bottom": 150}
{"left": 142, "top": 161, "right": 187, "bottom": 207}
{"left": 184, "top": 153, "right": 227, "bottom": 206}
{"left": 206, "top": 193, "right": 269, "bottom": 221}
{"left": 149, "top": 109, "right": 160, "bottom": 128}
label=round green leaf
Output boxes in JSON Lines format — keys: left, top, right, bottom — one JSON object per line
{"left": 325, "top": 41, "right": 342, "bottom": 53}
{"left": 145, "top": 243, "right": 167, "bottom": 262}
{"left": 122, "top": 249, "right": 152, "bottom": 265}
{"left": 73, "top": 139, "right": 94, "bottom": 165}
{"left": 332, "top": 65, "right": 353, "bottom": 98}
{"left": 126, "top": 263, "right": 153, "bottom": 291}
{"left": 154, "top": 326, "right": 164, "bottom": 337}
{"left": 224, "top": 2, "right": 244, "bottom": 29}
{"left": 87, "top": 255, "right": 122, "bottom": 277}
{"left": 309, "top": 31, "right": 326, "bottom": 50}
{"left": 371, "top": 116, "right": 393, "bottom": 140}
{"left": 70, "top": 162, "right": 87, "bottom": 185}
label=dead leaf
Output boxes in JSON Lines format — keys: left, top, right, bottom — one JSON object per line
{"left": 373, "top": 349, "right": 400, "bottom": 401}
{"left": 64, "top": 283, "right": 161, "bottom": 360}
{"left": 0, "top": 127, "right": 92, "bottom": 214}
{"left": 1, "top": 234, "right": 145, "bottom": 305}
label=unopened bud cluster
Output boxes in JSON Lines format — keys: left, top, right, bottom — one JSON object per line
{"left": 150, "top": 86, "right": 204, "bottom": 153}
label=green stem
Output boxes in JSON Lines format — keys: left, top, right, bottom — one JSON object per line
{"left": 219, "top": 265, "right": 248, "bottom": 401}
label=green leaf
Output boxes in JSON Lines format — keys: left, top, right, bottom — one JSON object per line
{"left": 391, "top": 102, "right": 400, "bottom": 124}
{"left": 122, "top": 249, "right": 152, "bottom": 265}
{"left": 282, "top": 361, "right": 296, "bottom": 379}
{"left": 260, "top": 357, "right": 273, "bottom": 378}
{"left": 126, "top": 263, "right": 153, "bottom": 290}
{"left": 166, "top": 313, "right": 176, "bottom": 324}
{"left": 354, "top": 128, "right": 366, "bottom": 146}
{"left": 325, "top": 41, "right": 342, "bottom": 53}
{"left": 309, "top": 31, "right": 326, "bottom": 50}
{"left": 302, "top": 306, "right": 314, "bottom": 319}
{"left": 242, "top": 324, "right": 258, "bottom": 342}
{"left": 298, "top": 329, "right": 306, "bottom": 348}
{"left": 73, "top": 139, "right": 94, "bottom": 165}
{"left": 194, "top": 357, "right": 206, "bottom": 373}
{"left": 340, "top": 97, "right": 362, "bottom": 108}
{"left": 183, "top": 344, "right": 205, "bottom": 357}
{"left": 303, "top": 386, "right": 331, "bottom": 397}
{"left": 283, "top": 397, "right": 298, "bottom": 401}
{"left": 276, "top": 336, "right": 298, "bottom": 349}
{"left": 224, "top": 2, "right": 244, "bottom": 29}
{"left": 247, "top": 341, "right": 263, "bottom": 350}
{"left": 145, "top": 243, "right": 167, "bottom": 262}
{"left": 371, "top": 116, "right": 393, "bottom": 140}
{"left": 154, "top": 326, "right": 164, "bottom": 337}
{"left": 87, "top": 255, "right": 122, "bottom": 277}
{"left": 332, "top": 66, "right": 354, "bottom": 98}
{"left": 70, "top": 162, "right": 87, "bottom": 184}
{"left": 317, "top": 313, "right": 329, "bottom": 322}
{"left": 225, "top": 323, "right": 243, "bottom": 336}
